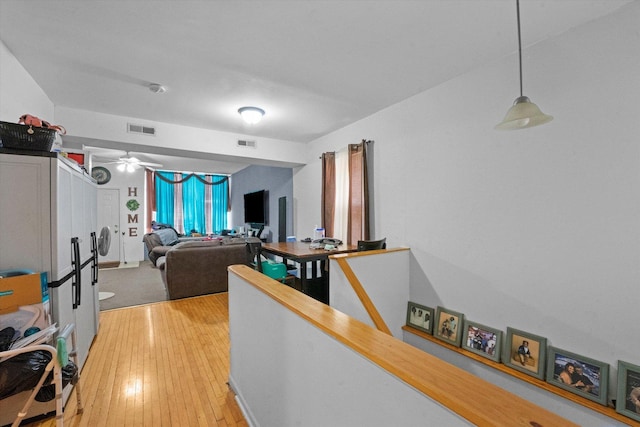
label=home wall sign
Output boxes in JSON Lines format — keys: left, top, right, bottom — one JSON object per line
{"left": 127, "top": 186, "right": 140, "bottom": 237}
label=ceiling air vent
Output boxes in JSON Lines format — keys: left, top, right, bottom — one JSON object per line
{"left": 127, "top": 123, "right": 156, "bottom": 136}
{"left": 237, "top": 139, "right": 256, "bottom": 148}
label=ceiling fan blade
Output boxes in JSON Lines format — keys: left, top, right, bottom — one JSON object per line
{"left": 91, "top": 149, "right": 163, "bottom": 168}
{"left": 93, "top": 156, "right": 120, "bottom": 164}
{"left": 139, "top": 161, "right": 163, "bottom": 167}
{"left": 119, "top": 155, "right": 140, "bottom": 163}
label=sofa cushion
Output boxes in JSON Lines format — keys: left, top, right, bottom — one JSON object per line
{"left": 151, "top": 245, "right": 172, "bottom": 257}
{"left": 222, "top": 236, "right": 261, "bottom": 246}
{"left": 154, "top": 228, "right": 180, "bottom": 246}
{"left": 142, "top": 228, "right": 178, "bottom": 265}
{"left": 143, "top": 232, "right": 162, "bottom": 251}
{"left": 172, "top": 240, "right": 222, "bottom": 250}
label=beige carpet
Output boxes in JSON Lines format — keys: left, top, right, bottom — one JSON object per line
{"left": 97, "top": 260, "right": 167, "bottom": 310}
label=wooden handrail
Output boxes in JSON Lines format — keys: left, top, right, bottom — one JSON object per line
{"left": 229, "top": 264, "right": 577, "bottom": 427}
{"left": 334, "top": 257, "right": 391, "bottom": 335}
{"left": 329, "top": 246, "right": 409, "bottom": 259}
{"left": 330, "top": 247, "right": 409, "bottom": 334}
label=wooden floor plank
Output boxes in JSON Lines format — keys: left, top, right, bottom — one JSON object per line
{"left": 24, "top": 294, "right": 248, "bottom": 427}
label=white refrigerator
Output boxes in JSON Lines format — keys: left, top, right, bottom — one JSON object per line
{"left": 0, "top": 150, "right": 98, "bottom": 424}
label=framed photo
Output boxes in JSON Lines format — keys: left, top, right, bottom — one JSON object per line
{"left": 462, "top": 320, "right": 502, "bottom": 363}
{"left": 546, "top": 346, "right": 609, "bottom": 406}
{"left": 616, "top": 360, "right": 640, "bottom": 421}
{"left": 503, "top": 327, "right": 547, "bottom": 379}
{"left": 405, "top": 302, "right": 434, "bottom": 334}
{"left": 434, "top": 306, "right": 464, "bottom": 347}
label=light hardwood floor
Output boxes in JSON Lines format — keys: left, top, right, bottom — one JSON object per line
{"left": 26, "top": 293, "right": 248, "bottom": 427}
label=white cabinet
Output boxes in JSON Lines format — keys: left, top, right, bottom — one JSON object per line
{"left": 0, "top": 150, "right": 98, "bottom": 423}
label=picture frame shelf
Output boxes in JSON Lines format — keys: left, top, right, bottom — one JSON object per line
{"left": 403, "top": 325, "right": 631, "bottom": 425}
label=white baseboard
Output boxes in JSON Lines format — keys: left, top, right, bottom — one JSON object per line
{"left": 228, "top": 375, "right": 257, "bottom": 427}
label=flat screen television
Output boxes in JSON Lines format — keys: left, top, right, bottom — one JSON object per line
{"left": 244, "top": 190, "right": 267, "bottom": 225}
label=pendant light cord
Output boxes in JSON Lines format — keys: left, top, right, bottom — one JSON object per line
{"left": 517, "top": 0, "right": 523, "bottom": 97}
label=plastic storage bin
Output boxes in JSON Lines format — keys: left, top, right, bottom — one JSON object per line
{"left": 261, "top": 261, "right": 287, "bottom": 281}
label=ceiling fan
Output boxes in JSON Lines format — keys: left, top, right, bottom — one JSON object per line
{"left": 94, "top": 150, "right": 163, "bottom": 172}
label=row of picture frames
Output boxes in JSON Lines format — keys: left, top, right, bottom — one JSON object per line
{"left": 406, "top": 301, "right": 640, "bottom": 422}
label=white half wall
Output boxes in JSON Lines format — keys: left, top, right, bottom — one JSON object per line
{"left": 228, "top": 270, "right": 471, "bottom": 427}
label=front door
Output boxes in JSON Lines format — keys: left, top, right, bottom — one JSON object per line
{"left": 97, "top": 188, "right": 120, "bottom": 267}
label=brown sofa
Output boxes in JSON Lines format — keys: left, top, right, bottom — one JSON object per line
{"left": 156, "top": 237, "right": 259, "bottom": 300}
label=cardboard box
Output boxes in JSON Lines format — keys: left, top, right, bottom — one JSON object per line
{"left": 0, "top": 272, "right": 51, "bottom": 334}
{"left": 0, "top": 272, "right": 48, "bottom": 315}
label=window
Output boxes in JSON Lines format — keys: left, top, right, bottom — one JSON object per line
{"left": 322, "top": 140, "right": 371, "bottom": 244}
{"left": 152, "top": 171, "right": 229, "bottom": 235}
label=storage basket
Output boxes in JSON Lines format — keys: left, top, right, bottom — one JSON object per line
{"left": 0, "top": 121, "right": 55, "bottom": 152}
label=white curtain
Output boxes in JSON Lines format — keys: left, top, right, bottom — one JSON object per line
{"left": 204, "top": 175, "right": 213, "bottom": 234}
{"left": 173, "top": 172, "right": 184, "bottom": 234}
{"left": 333, "top": 149, "right": 349, "bottom": 243}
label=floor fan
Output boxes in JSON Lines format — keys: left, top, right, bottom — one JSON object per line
{"left": 97, "top": 226, "right": 111, "bottom": 256}
{"left": 97, "top": 226, "right": 115, "bottom": 301}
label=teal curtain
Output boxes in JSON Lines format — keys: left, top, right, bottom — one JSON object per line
{"left": 182, "top": 173, "right": 205, "bottom": 234}
{"left": 211, "top": 175, "right": 228, "bottom": 233}
{"left": 155, "top": 171, "right": 174, "bottom": 226}
{"left": 154, "top": 171, "right": 228, "bottom": 235}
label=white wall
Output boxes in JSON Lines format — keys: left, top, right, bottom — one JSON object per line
{"left": 0, "top": 40, "right": 54, "bottom": 124}
{"left": 295, "top": 1, "right": 640, "bottom": 404}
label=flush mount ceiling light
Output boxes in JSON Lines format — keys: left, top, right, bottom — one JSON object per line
{"left": 495, "top": 0, "right": 552, "bottom": 130}
{"left": 238, "top": 106, "right": 265, "bottom": 125}
{"left": 149, "top": 83, "right": 166, "bottom": 94}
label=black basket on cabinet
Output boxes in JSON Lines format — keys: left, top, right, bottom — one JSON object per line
{"left": 0, "top": 121, "right": 55, "bottom": 152}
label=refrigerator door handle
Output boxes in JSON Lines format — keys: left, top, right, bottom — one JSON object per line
{"left": 71, "top": 237, "right": 81, "bottom": 309}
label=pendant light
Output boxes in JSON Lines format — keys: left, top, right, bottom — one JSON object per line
{"left": 495, "top": 0, "right": 552, "bottom": 130}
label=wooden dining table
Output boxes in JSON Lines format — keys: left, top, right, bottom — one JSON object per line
{"left": 260, "top": 242, "right": 358, "bottom": 303}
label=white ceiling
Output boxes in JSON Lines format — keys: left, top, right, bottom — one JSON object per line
{"left": 0, "top": 0, "right": 633, "bottom": 170}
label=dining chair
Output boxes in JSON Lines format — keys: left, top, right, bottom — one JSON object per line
{"left": 356, "top": 238, "right": 387, "bottom": 251}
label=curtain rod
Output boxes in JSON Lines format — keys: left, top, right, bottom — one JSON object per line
{"left": 318, "top": 139, "right": 373, "bottom": 159}
{"left": 146, "top": 167, "right": 230, "bottom": 177}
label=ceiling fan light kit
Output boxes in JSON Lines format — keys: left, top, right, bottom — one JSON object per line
{"left": 117, "top": 162, "right": 136, "bottom": 173}
{"left": 495, "top": 0, "right": 552, "bottom": 131}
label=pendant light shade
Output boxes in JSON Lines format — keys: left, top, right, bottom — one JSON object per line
{"left": 495, "top": 0, "right": 552, "bottom": 130}
{"left": 495, "top": 96, "right": 553, "bottom": 130}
